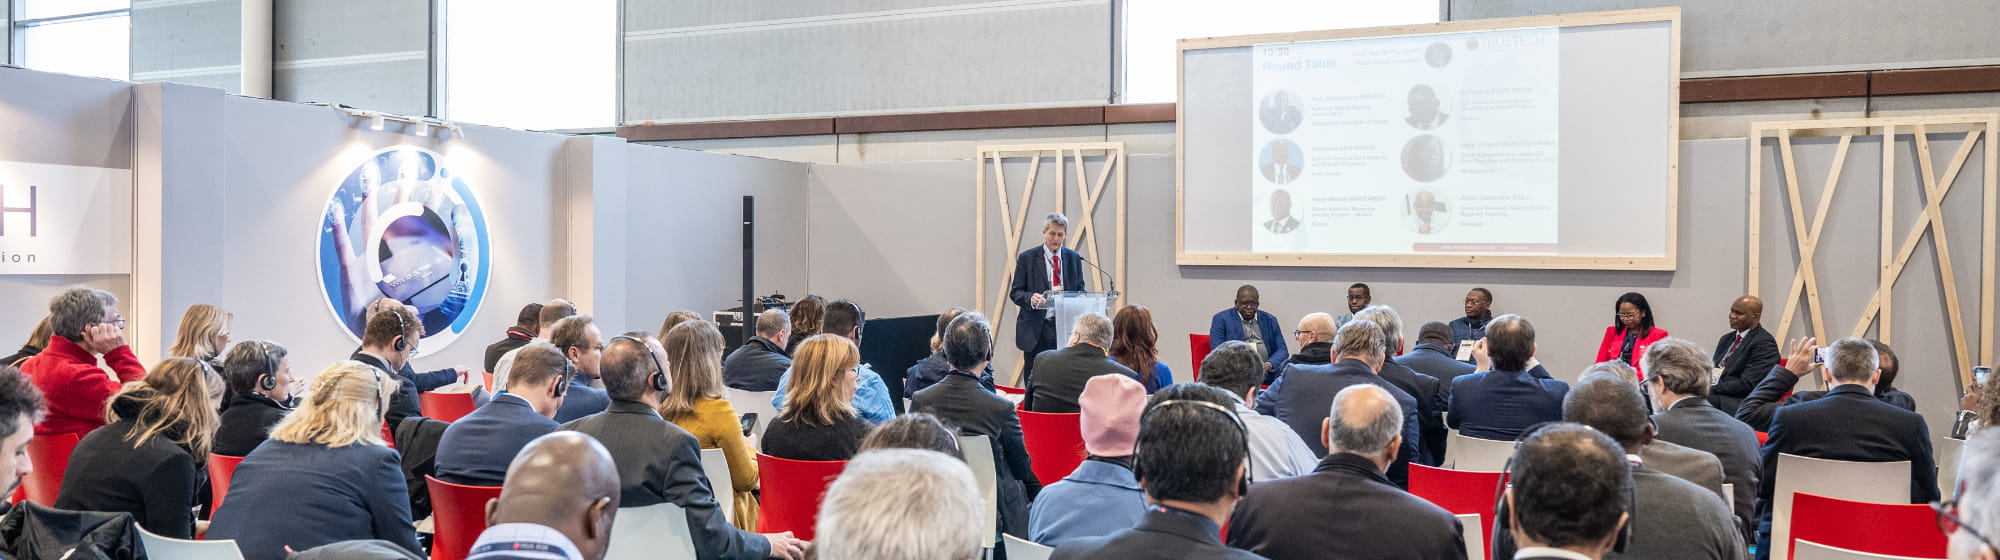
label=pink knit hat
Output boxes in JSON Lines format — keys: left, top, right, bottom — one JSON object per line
{"left": 1079, "top": 374, "right": 1146, "bottom": 457}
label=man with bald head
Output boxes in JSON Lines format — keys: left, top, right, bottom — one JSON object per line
{"left": 1229, "top": 384, "right": 1465, "bottom": 559}
{"left": 1257, "top": 317, "right": 1420, "bottom": 486}
{"left": 1209, "top": 285, "right": 1290, "bottom": 382}
{"left": 1709, "top": 295, "right": 1780, "bottom": 413}
{"left": 468, "top": 432, "right": 620, "bottom": 560}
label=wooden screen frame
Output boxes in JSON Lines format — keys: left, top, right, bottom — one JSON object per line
{"left": 1174, "top": 7, "right": 1682, "bottom": 270}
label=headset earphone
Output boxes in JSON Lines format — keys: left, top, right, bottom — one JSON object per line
{"left": 1491, "top": 421, "right": 1634, "bottom": 553}
{"left": 256, "top": 341, "right": 281, "bottom": 391}
{"left": 611, "top": 334, "right": 669, "bottom": 392}
{"left": 1133, "top": 399, "right": 1253, "bottom": 496}
{"left": 553, "top": 360, "right": 574, "bottom": 398}
{"left": 390, "top": 309, "right": 409, "bottom": 352}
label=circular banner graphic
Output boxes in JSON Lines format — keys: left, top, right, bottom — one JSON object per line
{"left": 316, "top": 147, "right": 490, "bottom": 353}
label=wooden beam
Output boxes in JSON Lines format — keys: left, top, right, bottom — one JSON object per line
{"left": 1682, "top": 72, "right": 1868, "bottom": 103}
{"left": 836, "top": 106, "right": 1104, "bottom": 135}
{"left": 616, "top": 118, "right": 833, "bottom": 142}
{"left": 1104, "top": 103, "right": 1176, "bottom": 124}
{"left": 1871, "top": 66, "right": 2000, "bottom": 97}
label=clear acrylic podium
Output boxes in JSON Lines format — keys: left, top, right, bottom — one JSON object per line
{"left": 1044, "top": 290, "right": 1120, "bottom": 343}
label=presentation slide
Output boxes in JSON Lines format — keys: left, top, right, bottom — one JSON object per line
{"left": 1250, "top": 28, "right": 1561, "bottom": 254}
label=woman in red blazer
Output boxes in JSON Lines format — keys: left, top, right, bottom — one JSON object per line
{"left": 1595, "top": 292, "right": 1668, "bottom": 380}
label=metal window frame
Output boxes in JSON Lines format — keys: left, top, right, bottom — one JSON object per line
{"left": 9, "top": 2, "right": 132, "bottom": 74}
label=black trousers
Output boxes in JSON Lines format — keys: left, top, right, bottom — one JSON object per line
{"left": 1020, "top": 321, "right": 1058, "bottom": 385}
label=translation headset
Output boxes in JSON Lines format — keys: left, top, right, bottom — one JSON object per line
{"left": 256, "top": 341, "right": 281, "bottom": 391}
{"left": 1134, "top": 399, "right": 1253, "bottom": 496}
{"left": 390, "top": 309, "right": 409, "bottom": 352}
{"left": 610, "top": 334, "right": 669, "bottom": 392}
{"left": 1490, "top": 421, "right": 1635, "bottom": 554}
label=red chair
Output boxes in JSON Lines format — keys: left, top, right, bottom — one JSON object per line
{"left": 1757, "top": 431, "right": 1770, "bottom": 445}
{"left": 207, "top": 454, "right": 245, "bottom": 513}
{"left": 1408, "top": 463, "right": 1509, "bottom": 542}
{"left": 1019, "top": 408, "right": 1087, "bottom": 486}
{"left": 19, "top": 432, "right": 80, "bottom": 505}
{"left": 382, "top": 423, "right": 396, "bottom": 449}
{"left": 420, "top": 392, "right": 479, "bottom": 423}
{"left": 428, "top": 475, "right": 503, "bottom": 560}
{"left": 1189, "top": 334, "right": 1213, "bottom": 380}
{"left": 1789, "top": 492, "right": 1945, "bottom": 559}
{"left": 756, "top": 454, "right": 847, "bottom": 540}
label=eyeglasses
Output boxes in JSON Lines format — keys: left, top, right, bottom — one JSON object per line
{"left": 1617, "top": 313, "right": 1641, "bottom": 319}
{"left": 1933, "top": 500, "right": 1998, "bottom": 548}
{"left": 1292, "top": 330, "right": 1310, "bottom": 336}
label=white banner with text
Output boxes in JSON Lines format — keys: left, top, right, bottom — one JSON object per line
{"left": 0, "top": 161, "right": 134, "bottom": 275}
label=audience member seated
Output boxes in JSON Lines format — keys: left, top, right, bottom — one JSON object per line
{"left": 1228, "top": 384, "right": 1465, "bottom": 560}
{"left": 1645, "top": 338, "right": 1762, "bottom": 539}
{"left": 814, "top": 449, "right": 986, "bottom": 560}
{"left": 1110, "top": 305, "right": 1174, "bottom": 392}
{"left": 1755, "top": 337, "right": 1938, "bottom": 555}
{"left": 1049, "top": 388, "right": 1262, "bottom": 560}
{"left": 1256, "top": 317, "right": 1418, "bottom": 485}
{"left": 358, "top": 299, "right": 469, "bottom": 408}
{"left": 436, "top": 342, "right": 568, "bottom": 486}
{"left": 494, "top": 299, "right": 578, "bottom": 389}
{"left": 1400, "top": 321, "right": 1474, "bottom": 389}
{"left": 1448, "top": 288, "right": 1495, "bottom": 350}
{"left": 771, "top": 300, "right": 893, "bottom": 424}
{"left": 484, "top": 302, "right": 542, "bottom": 374}
{"left": 659, "top": 311, "right": 703, "bottom": 339}
{"left": 858, "top": 412, "right": 964, "bottom": 459}
{"left": 1336, "top": 283, "right": 1371, "bottom": 326}
{"left": 785, "top": 296, "right": 826, "bottom": 352}
{"left": 1594, "top": 292, "right": 1669, "bottom": 378}
{"left": 911, "top": 311, "right": 1040, "bottom": 538}
{"left": 1357, "top": 306, "right": 1448, "bottom": 466}
{"left": 1505, "top": 424, "right": 1632, "bottom": 560}
{"left": 1580, "top": 361, "right": 1727, "bottom": 497}
{"left": 1028, "top": 312, "right": 1140, "bottom": 413}
{"left": 166, "top": 303, "right": 231, "bottom": 410}
{"left": 0, "top": 316, "right": 51, "bottom": 368}
{"left": 1945, "top": 428, "right": 2000, "bottom": 560}
{"left": 1448, "top": 314, "right": 1568, "bottom": 440}
{"left": 656, "top": 322, "right": 762, "bottom": 528}
{"left": 465, "top": 431, "right": 619, "bottom": 560}
{"left": 1029, "top": 374, "right": 1147, "bottom": 545}
{"left": 559, "top": 331, "right": 805, "bottom": 559}
{"left": 24, "top": 288, "right": 146, "bottom": 437}
{"left": 209, "top": 362, "right": 421, "bottom": 560}
{"left": 906, "top": 307, "right": 994, "bottom": 398}
{"left": 1736, "top": 338, "right": 1917, "bottom": 431}
{"left": 550, "top": 315, "right": 611, "bottom": 422}
{"left": 215, "top": 341, "right": 294, "bottom": 457}
{"left": 1208, "top": 285, "right": 1289, "bottom": 383}
{"left": 723, "top": 309, "right": 792, "bottom": 392}
{"left": 56, "top": 357, "right": 214, "bottom": 538}
{"left": 1195, "top": 341, "right": 1315, "bottom": 480}
{"left": 1709, "top": 296, "right": 1780, "bottom": 414}
{"left": 0, "top": 367, "right": 45, "bottom": 510}
{"left": 348, "top": 305, "right": 427, "bottom": 428}
{"left": 763, "top": 334, "right": 872, "bottom": 461}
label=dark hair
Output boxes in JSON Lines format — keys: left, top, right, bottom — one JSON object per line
{"left": 1136, "top": 384, "right": 1245, "bottom": 503}
{"left": 222, "top": 340, "right": 289, "bottom": 396}
{"left": 1486, "top": 314, "right": 1535, "bottom": 371}
{"left": 1198, "top": 341, "right": 1265, "bottom": 397}
{"left": 823, "top": 300, "right": 865, "bottom": 341}
{"left": 1349, "top": 283, "right": 1371, "bottom": 293}
{"left": 1416, "top": 321, "right": 1454, "bottom": 345}
{"left": 516, "top": 303, "right": 545, "bottom": 330}
{"left": 1511, "top": 423, "right": 1630, "bottom": 549}
{"left": 550, "top": 315, "right": 597, "bottom": 356}
{"left": 0, "top": 367, "right": 44, "bottom": 440}
{"left": 941, "top": 313, "right": 993, "bottom": 371}
{"left": 859, "top": 413, "right": 964, "bottom": 460}
{"left": 1109, "top": 306, "right": 1162, "bottom": 390}
{"left": 1469, "top": 287, "right": 1493, "bottom": 303}
{"left": 1561, "top": 372, "right": 1649, "bottom": 449}
{"left": 1869, "top": 339, "right": 1900, "bottom": 391}
{"left": 1612, "top": 292, "right": 1655, "bottom": 338}
{"left": 600, "top": 331, "right": 657, "bottom": 401}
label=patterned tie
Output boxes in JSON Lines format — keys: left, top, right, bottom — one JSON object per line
{"left": 1050, "top": 252, "right": 1061, "bottom": 289}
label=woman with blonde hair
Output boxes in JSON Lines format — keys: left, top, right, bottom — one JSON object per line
{"left": 55, "top": 357, "right": 217, "bottom": 538}
{"left": 785, "top": 295, "right": 826, "bottom": 351}
{"left": 168, "top": 303, "right": 233, "bottom": 410}
{"left": 762, "top": 334, "right": 870, "bottom": 461}
{"left": 659, "top": 310, "right": 703, "bottom": 340}
{"left": 208, "top": 361, "right": 420, "bottom": 560}
{"left": 657, "top": 320, "right": 762, "bottom": 528}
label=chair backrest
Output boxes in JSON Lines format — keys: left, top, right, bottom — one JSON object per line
{"left": 755, "top": 453, "right": 847, "bottom": 540}
{"left": 699, "top": 447, "right": 734, "bottom": 524}
{"left": 420, "top": 391, "right": 479, "bottom": 423}
{"left": 207, "top": 454, "right": 245, "bottom": 513}
{"left": 21, "top": 431, "right": 80, "bottom": 505}
{"left": 382, "top": 423, "right": 396, "bottom": 449}
{"left": 1456, "top": 513, "right": 1486, "bottom": 560}
{"left": 1018, "top": 408, "right": 1086, "bottom": 486}
{"left": 1189, "top": 334, "right": 1212, "bottom": 380}
{"left": 1938, "top": 437, "right": 1966, "bottom": 497}
{"left": 426, "top": 475, "right": 503, "bottom": 560}
{"left": 1794, "top": 539, "right": 1945, "bottom": 560}
{"left": 1447, "top": 432, "right": 1516, "bottom": 472}
{"left": 1790, "top": 492, "right": 1945, "bottom": 560}
{"left": 1408, "top": 464, "right": 1508, "bottom": 543}
{"left": 1003, "top": 533, "right": 1055, "bottom": 560}
{"left": 1771, "top": 454, "right": 1914, "bottom": 560}
{"left": 604, "top": 503, "right": 698, "bottom": 560}
{"left": 724, "top": 388, "right": 780, "bottom": 446}
{"left": 481, "top": 371, "right": 495, "bottom": 392}
{"left": 960, "top": 434, "right": 999, "bottom": 547}
{"left": 139, "top": 526, "right": 246, "bottom": 560}
{"left": 1758, "top": 431, "right": 1771, "bottom": 445}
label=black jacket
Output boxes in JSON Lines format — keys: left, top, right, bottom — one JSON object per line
{"left": 0, "top": 501, "right": 146, "bottom": 560}
{"left": 1009, "top": 245, "right": 1086, "bottom": 352}
{"left": 483, "top": 329, "right": 532, "bottom": 374}
{"left": 559, "top": 400, "right": 771, "bottom": 560}
{"left": 1255, "top": 357, "right": 1420, "bottom": 487}
{"left": 721, "top": 338, "right": 792, "bottom": 392}
{"left": 1051, "top": 508, "right": 1264, "bottom": 560}
{"left": 1709, "top": 326, "right": 1781, "bottom": 413}
{"left": 54, "top": 395, "right": 200, "bottom": 538}
{"left": 0, "top": 344, "right": 39, "bottom": 369}
{"left": 912, "top": 371, "right": 1042, "bottom": 536}
{"left": 1654, "top": 396, "right": 1762, "bottom": 541}
{"left": 352, "top": 351, "right": 424, "bottom": 428}
{"left": 1227, "top": 453, "right": 1465, "bottom": 560}
{"left": 905, "top": 352, "right": 996, "bottom": 398}
{"left": 214, "top": 392, "right": 290, "bottom": 457}
{"left": 761, "top": 410, "right": 872, "bottom": 462}
{"left": 435, "top": 395, "right": 557, "bottom": 487}
{"left": 1759, "top": 385, "right": 1938, "bottom": 518}
{"left": 1026, "top": 344, "right": 1141, "bottom": 414}
{"left": 1734, "top": 365, "right": 1918, "bottom": 432}
{"left": 1380, "top": 359, "right": 1448, "bottom": 466}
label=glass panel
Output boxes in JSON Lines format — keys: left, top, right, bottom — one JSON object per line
{"left": 444, "top": 0, "right": 616, "bottom": 131}
{"left": 21, "top": 15, "right": 130, "bottom": 81}
{"left": 21, "top": 0, "right": 129, "bottom": 20}
{"left": 1123, "top": 0, "right": 1438, "bottom": 104}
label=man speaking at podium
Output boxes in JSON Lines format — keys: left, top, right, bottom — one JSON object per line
{"left": 1011, "top": 212, "right": 1085, "bottom": 384}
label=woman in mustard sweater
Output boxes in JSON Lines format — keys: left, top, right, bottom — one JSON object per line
{"left": 657, "top": 320, "right": 761, "bottom": 529}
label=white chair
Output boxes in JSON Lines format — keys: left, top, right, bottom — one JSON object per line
{"left": 604, "top": 503, "right": 699, "bottom": 560}
{"left": 139, "top": 527, "right": 245, "bottom": 560}
{"left": 1938, "top": 436, "right": 1965, "bottom": 495}
{"left": 701, "top": 447, "right": 735, "bottom": 524}
{"left": 725, "top": 388, "right": 780, "bottom": 446}
{"left": 1449, "top": 432, "right": 1516, "bottom": 472}
{"left": 1456, "top": 513, "right": 1485, "bottom": 560}
{"left": 1002, "top": 533, "right": 1054, "bottom": 560}
{"left": 1793, "top": 539, "right": 1943, "bottom": 560}
{"left": 1770, "top": 454, "right": 1913, "bottom": 560}
{"left": 961, "top": 434, "right": 999, "bottom": 547}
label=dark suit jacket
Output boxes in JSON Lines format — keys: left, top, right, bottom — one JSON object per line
{"left": 1253, "top": 358, "right": 1420, "bottom": 486}
{"left": 553, "top": 376, "right": 610, "bottom": 423}
{"left": 1026, "top": 344, "right": 1141, "bottom": 414}
{"left": 352, "top": 352, "right": 424, "bottom": 428}
{"left": 1709, "top": 326, "right": 1781, "bottom": 413}
{"left": 1654, "top": 396, "right": 1761, "bottom": 538}
{"left": 912, "top": 372, "right": 1042, "bottom": 536}
{"left": 1758, "top": 385, "right": 1938, "bottom": 516}
{"left": 1380, "top": 359, "right": 1448, "bottom": 466}
{"left": 905, "top": 352, "right": 996, "bottom": 398}
{"left": 1227, "top": 453, "right": 1464, "bottom": 560}
{"left": 1447, "top": 368, "right": 1569, "bottom": 441}
{"left": 1009, "top": 245, "right": 1085, "bottom": 352}
{"left": 214, "top": 392, "right": 290, "bottom": 457}
{"left": 207, "top": 441, "right": 420, "bottom": 560}
{"left": 722, "top": 338, "right": 792, "bottom": 392}
{"left": 435, "top": 395, "right": 557, "bottom": 487}
{"left": 1735, "top": 365, "right": 1919, "bottom": 431}
{"left": 559, "top": 401, "right": 770, "bottom": 560}
{"left": 1051, "top": 509, "right": 1264, "bottom": 560}
{"left": 483, "top": 332, "right": 531, "bottom": 374}
{"left": 55, "top": 417, "right": 198, "bottom": 538}
{"left": 1398, "top": 343, "right": 1476, "bottom": 392}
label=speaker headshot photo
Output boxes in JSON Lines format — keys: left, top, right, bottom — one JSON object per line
{"left": 1260, "top": 139, "right": 1304, "bottom": 185}
{"left": 1400, "top": 135, "right": 1448, "bottom": 183}
{"left": 1404, "top": 190, "right": 1451, "bottom": 235}
{"left": 1405, "top": 84, "right": 1449, "bottom": 130}
{"left": 1259, "top": 90, "right": 1304, "bottom": 135}
{"left": 1264, "top": 189, "right": 1301, "bottom": 234}
{"left": 1425, "top": 42, "right": 1452, "bottom": 68}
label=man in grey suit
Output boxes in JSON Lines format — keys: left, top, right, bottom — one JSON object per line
{"left": 1582, "top": 361, "right": 1729, "bottom": 501}
{"left": 1645, "top": 337, "right": 1762, "bottom": 542}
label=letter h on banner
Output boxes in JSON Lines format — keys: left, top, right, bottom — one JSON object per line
{"left": 0, "top": 185, "right": 36, "bottom": 237}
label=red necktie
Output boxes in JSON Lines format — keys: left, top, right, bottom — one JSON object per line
{"left": 1051, "top": 253, "right": 1061, "bottom": 288}
{"left": 1721, "top": 333, "right": 1743, "bottom": 364}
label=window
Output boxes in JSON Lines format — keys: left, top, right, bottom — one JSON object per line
{"left": 1120, "top": 0, "right": 1438, "bottom": 104}
{"left": 443, "top": 0, "right": 615, "bottom": 131}
{"left": 10, "top": 0, "right": 131, "bottom": 81}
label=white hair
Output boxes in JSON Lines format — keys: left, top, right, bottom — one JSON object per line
{"left": 1072, "top": 312, "right": 1114, "bottom": 348}
{"left": 1329, "top": 384, "right": 1403, "bottom": 455}
{"left": 1352, "top": 305, "right": 1404, "bottom": 356}
{"left": 815, "top": 449, "right": 985, "bottom": 560}
{"left": 1042, "top": 212, "right": 1069, "bottom": 230}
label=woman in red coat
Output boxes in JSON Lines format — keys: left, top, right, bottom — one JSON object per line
{"left": 1595, "top": 292, "right": 1668, "bottom": 380}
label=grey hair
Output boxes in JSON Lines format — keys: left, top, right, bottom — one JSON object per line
{"left": 1352, "top": 305, "right": 1404, "bottom": 356}
{"left": 49, "top": 288, "right": 116, "bottom": 341}
{"left": 1957, "top": 428, "right": 2000, "bottom": 547}
{"left": 1329, "top": 384, "right": 1404, "bottom": 455}
{"left": 1332, "top": 318, "right": 1386, "bottom": 361}
{"left": 1641, "top": 338, "right": 1712, "bottom": 397}
{"left": 1043, "top": 212, "right": 1069, "bottom": 230}
{"left": 756, "top": 309, "right": 789, "bottom": 338}
{"left": 942, "top": 312, "right": 994, "bottom": 371}
{"left": 1828, "top": 337, "right": 1880, "bottom": 383}
{"left": 1072, "top": 312, "right": 1113, "bottom": 348}
{"left": 815, "top": 449, "right": 985, "bottom": 560}
{"left": 1582, "top": 360, "right": 1639, "bottom": 387}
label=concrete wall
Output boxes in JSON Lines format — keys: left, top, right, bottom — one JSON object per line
{"left": 131, "top": 0, "right": 246, "bottom": 93}
{"left": 619, "top": 145, "right": 812, "bottom": 334}
{"left": 272, "top": 0, "right": 431, "bottom": 116}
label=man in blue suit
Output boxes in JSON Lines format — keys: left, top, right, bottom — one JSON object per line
{"left": 548, "top": 315, "right": 611, "bottom": 423}
{"left": 435, "top": 341, "right": 570, "bottom": 487}
{"left": 1448, "top": 314, "right": 1569, "bottom": 441}
{"left": 1209, "top": 285, "right": 1289, "bottom": 383}
{"left": 1010, "top": 212, "right": 1085, "bottom": 384}
{"left": 1256, "top": 315, "right": 1419, "bottom": 487}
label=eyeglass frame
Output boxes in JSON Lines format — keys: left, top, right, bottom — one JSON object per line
{"left": 1934, "top": 496, "right": 1999, "bottom": 550}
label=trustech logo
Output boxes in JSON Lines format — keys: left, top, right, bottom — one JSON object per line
{"left": 0, "top": 183, "right": 40, "bottom": 264}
